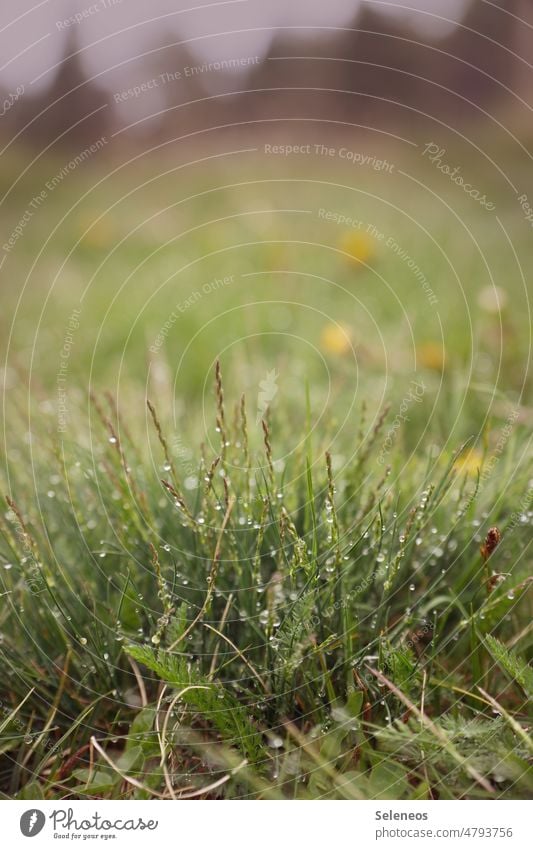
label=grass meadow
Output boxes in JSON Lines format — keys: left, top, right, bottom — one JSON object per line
{"left": 0, "top": 138, "right": 531, "bottom": 800}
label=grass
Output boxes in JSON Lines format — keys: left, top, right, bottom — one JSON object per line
{"left": 0, "top": 144, "right": 532, "bottom": 799}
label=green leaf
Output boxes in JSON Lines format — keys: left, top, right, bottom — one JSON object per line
{"left": 483, "top": 635, "right": 533, "bottom": 696}
{"left": 72, "top": 768, "right": 115, "bottom": 793}
{"left": 125, "top": 645, "right": 262, "bottom": 763}
{"left": 116, "top": 745, "right": 143, "bottom": 772}
{"left": 127, "top": 708, "right": 156, "bottom": 753}
{"left": 319, "top": 728, "right": 344, "bottom": 762}
{"left": 16, "top": 781, "right": 44, "bottom": 800}
{"left": 165, "top": 602, "right": 188, "bottom": 646}
{"left": 384, "top": 645, "right": 419, "bottom": 699}
{"left": 347, "top": 690, "right": 364, "bottom": 718}
{"left": 368, "top": 761, "right": 409, "bottom": 799}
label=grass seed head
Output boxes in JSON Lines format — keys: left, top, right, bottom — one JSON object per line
{"left": 480, "top": 526, "right": 501, "bottom": 561}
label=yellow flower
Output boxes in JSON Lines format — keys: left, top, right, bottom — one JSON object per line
{"left": 417, "top": 342, "right": 445, "bottom": 372}
{"left": 78, "top": 212, "right": 115, "bottom": 248}
{"left": 265, "top": 243, "right": 287, "bottom": 270}
{"left": 320, "top": 322, "right": 352, "bottom": 355}
{"left": 454, "top": 449, "right": 483, "bottom": 476}
{"left": 338, "top": 231, "right": 374, "bottom": 265}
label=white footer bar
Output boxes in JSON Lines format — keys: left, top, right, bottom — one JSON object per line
{"left": 3, "top": 799, "right": 529, "bottom": 848}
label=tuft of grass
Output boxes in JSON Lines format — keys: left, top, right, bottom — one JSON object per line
{"left": 0, "top": 362, "right": 531, "bottom": 800}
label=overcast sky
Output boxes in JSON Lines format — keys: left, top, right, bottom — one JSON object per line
{"left": 1, "top": 0, "right": 469, "bottom": 94}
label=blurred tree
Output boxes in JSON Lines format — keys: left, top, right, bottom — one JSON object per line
{"left": 511, "top": 0, "right": 533, "bottom": 108}
{"left": 145, "top": 36, "right": 213, "bottom": 144}
{"left": 14, "top": 30, "right": 111, "bottom": 149}
{"left": 442, "top": 0, "right": 520, "bottom": 110}
{"left": 2, "top": 1, "right": 532, "bottom": 149}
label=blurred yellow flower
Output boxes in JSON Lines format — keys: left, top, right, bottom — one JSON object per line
{"left": 454, "top": 448, "right": 483, "bottom": 476}
{"left": 265, "top": 243, "right": 288, "bottom": 270}
{"left": 417, "top": 342, "right": 445, "bottom": 372}
{"left": 338, "top": 231, "right": 374, "bottom": 265}
{"left": 78, "top": 213, "right": 115, "bottom": 248}
{"left": 320, "top": 322, "right": 352, "bottom": 355}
